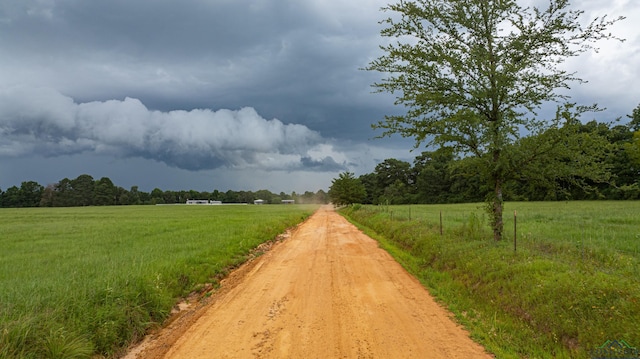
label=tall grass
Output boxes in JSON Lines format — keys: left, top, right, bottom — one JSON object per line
{"left": 341, "top": 202, "right": 640, "bottom": 358}
{"left": 0, "top": 205, "right": 317, "bottom": 358}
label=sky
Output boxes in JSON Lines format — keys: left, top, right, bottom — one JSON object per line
{"left": 0, "top": 0, "right": 638, "bottom": 194}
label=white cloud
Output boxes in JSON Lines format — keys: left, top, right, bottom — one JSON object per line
{"left": 0, "top": 87, "right": 347, "bottom": 172}
{"left": 557, "top": 1, "right": 640, "bottom": 118}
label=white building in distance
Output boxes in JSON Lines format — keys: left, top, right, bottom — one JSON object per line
{"left": 186, "top": 199, "right": 222, "bottom": 205}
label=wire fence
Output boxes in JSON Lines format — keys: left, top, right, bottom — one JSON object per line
{"left": 363, "top": 203, "right": 640, "bottom": 278}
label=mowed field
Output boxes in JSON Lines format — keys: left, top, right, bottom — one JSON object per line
{"left": 0, "top": 204, "right": 318, "bottom": 358}
{"left": 341, "top": 201, "right": 640, "bottom": 358}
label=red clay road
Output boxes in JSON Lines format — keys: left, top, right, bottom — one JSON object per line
{"left": 125, "top": 205, "right": 493, "bottom": 358}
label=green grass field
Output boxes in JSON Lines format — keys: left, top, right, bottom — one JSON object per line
{"left": 0, "top": 204, "right": 318, "bottom": 358}
{"left": 341, "top": 201, "right": 640, "bottom": 359}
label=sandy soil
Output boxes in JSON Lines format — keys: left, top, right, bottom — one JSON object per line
{"left": 125, "top": 205, "right": 493, "bottom": 358}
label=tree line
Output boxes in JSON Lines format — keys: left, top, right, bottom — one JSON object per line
{"left": 330, "top": 115, "right": 640, "bottom": 206}
{"left": 0, "top": 174, "right": 328, "bottom": 208}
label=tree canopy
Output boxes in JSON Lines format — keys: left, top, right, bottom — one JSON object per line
{"left": 328, "top": 172, "right": 367, "bottom": 206}
{"left": 366, "top": 0, "right": 624, "bottom": 240}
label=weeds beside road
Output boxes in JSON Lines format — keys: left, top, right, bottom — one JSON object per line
{"left": 340, "top": 201, "right": 640, "bottom": 358}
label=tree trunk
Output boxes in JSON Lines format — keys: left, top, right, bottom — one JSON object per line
{"left": 490, "top": 141, "right": 504, "bottom": 241}
{"left": 492, "top": 178, "right": 503, "bottom": 241}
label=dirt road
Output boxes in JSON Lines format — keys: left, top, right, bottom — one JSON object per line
{"left": 126, "top": 206, "right": 492, "bottom": 358}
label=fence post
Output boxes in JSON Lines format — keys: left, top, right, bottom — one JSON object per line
{"left": 514, "top": 210, "right": 517, "bottom": 253}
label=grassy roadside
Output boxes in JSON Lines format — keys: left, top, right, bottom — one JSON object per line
{"left": 0, "top": 204, "right": 318, "bottom": 358}
{"left": 340, "top": 202, "right": 640, "bottom": 358}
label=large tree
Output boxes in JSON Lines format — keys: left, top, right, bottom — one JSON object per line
{"left": 374, "top": 158, "right": 415, "bottom": 204}
{"left": 366, "top": 0, "right": 623, "bottom": 240}
{"left": 71, "top": 174, "right": 95, "bottom": 206}
{"left": 413, "top": 148, "right": 456, "bottom": 203}
{"left": 329, "top": 172, "right": 367, "bottom": 206}
{"left": 94, "top": 177, "right": 117, "bottom": 205}
{"left": 19, "top": 181, "right": 44, "bottom": 207}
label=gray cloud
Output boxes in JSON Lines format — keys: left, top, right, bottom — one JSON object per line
{"left": 0, "top": 0, "right": 394, "bottom": 141}
{"left": 0, "top": 87, "right": 348, "bottom": 172}
{"left": 300, "top": 156, "right": 345, "bottom": 172}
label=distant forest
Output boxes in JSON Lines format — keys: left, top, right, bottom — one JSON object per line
{"left": 0, "top": 174, "right": 329, "bottom": 208}
{"left": 358, "top": 119, "right": 640, "bottom": 205}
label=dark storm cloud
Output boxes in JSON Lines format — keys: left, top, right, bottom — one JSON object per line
{"left": 300, "top": 156, "right": 345, "bottom": 172}
{"left": 3, "top": 1, "right": 306, "bottom": 56}
{"left": 0, "top": 0, "right": 391, "bottom": 143}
